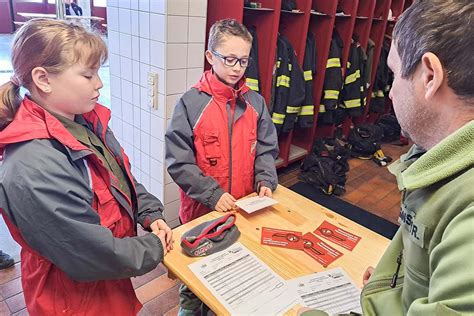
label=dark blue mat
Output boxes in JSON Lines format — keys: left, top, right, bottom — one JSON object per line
{"left": 289, "top": 182, "right": 399, "bottom": 239}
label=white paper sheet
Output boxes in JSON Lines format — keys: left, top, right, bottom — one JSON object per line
{"left": 287, "top": 268, "right": 362, "bottom": 315}
{"left": 234, "top": 196, "right": 278, "bottom": 213}
{"left": 188, "top": 242, "right": 299, "bottom": 315}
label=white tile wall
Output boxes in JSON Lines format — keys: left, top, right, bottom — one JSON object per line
{"left": 164, "top": 182, "right": 180, "bottom": 203}
{"left": 139, "top": 38, "right": 150, "bottom": 65}
{"left": 120, "top": 56, "right": 132, "bottom": 80}
{"left": 188, "top": 17, "right": 206, "bottom": 43}
{"left": 119, "top": 33, "right": 132, "bottom": 58}
{"left": 108, "top": 0, "right": 206, "bottom": 216}
{"left": 167, "top": 0, "right": 188, "bottom": 16}
{"left": 167, "top": 15, "right": 188, "bottom": 43}
{"left": 166, "top": 93, "right": 181, "bottom": 119}
{"left": 187, "top": 43, "right": 205, "bottom": 68}
{"left": 139, "top": 11, "right": 150, "bottom": 38}
{"left": 150, "top": 13, "right": 166, "bottom": 42}
{"left": 163, "top": 199, "right": 180, "bottom": 223}
{"left": 167, "top": 43, "right": 187, "bottom": 69}
{"left": 150, "top": 40, "right": 165, "bottom": 69}
{"left": 166, "top": 69, "right": 186, "bottom": 95}
{"left": 188, "top": 0, "right": 207, "bottom": 17}
{"left": 186, "top": 67, "right": 202, "bottom": 90}
{"left": 118, "top": 8, "right": 131, "bottom": 34}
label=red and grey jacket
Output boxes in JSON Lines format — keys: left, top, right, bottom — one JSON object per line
{"left": 0, "top": 98, "right": 164, "bottom": 316}
{"left": 165, "top": 70, "right": 279, "bottom": 224}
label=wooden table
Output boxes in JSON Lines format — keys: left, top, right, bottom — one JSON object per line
{"left": 163, "top": 185, "right": 390, "bottom": 315}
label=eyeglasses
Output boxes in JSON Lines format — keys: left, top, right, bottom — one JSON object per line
{"left": 211, "top": 50, "right": 252, "bottom": 68}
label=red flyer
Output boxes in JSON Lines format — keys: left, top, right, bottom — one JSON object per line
{"left": 261, "top": 227, "right": 304, "bottom": 250}
{"left": 314, "top": 221, "right": 361, "bottom": 251}
{"left": 301, "top": 232, "right": 343, "bottom": 267}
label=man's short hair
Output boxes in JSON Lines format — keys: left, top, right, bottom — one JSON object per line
{"left": 208, "top": 19, "right": 252, "bottom": 51}
{"left": 393, "top": 0, "right": 474, "bottom": 99}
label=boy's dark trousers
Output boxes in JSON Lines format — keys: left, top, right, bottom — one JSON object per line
{"left": 179, "top": 283, "right": 210, "bottom": 315}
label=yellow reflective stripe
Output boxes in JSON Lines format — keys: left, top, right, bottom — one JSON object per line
{"left": 272, "top": 112, "right": 285, "bottom": 124}
{"left": 277, "top": 60, "right": 281, "bottom": 68}
{"left": 347, "top": 61, "right": 352, "bottom": 68}
{"left": 304, "top": 70, "right": 312, "bottom": 81}
{"left": 319, "top": 104, "right": 326, "bottom": 113}
{"left": 345, "top": 69, "right": 361, "bottom": 85}
{"left": 324, "top": 89, "right": 340, "bottom": 99}
{"left": 327, "top": 58, "right": 341, "bottom": 68}
{"left": 286, "top": 106, "right": 300, "bottom": 114}
{"left": 344, "top": 98, "right": 362, "bottom": 108}
{"left": 299, "top": 105, "right": 314, "bottom": 115}
{"left": 376, "top": 90, "right": 384, "bottom": 97}
{"left": 289, "top": 63, "right": 292, "bottom": 71}
{"left": 363, "top": 97, "right": 367, "bottom": 106}
{"left": 276, "top": 75, "right": 290, "bottom": 88}
{"left": 246, "top": 78, "right": 259, "bottom": 91}
{"left": 360, "top": 85, "right": 364, "bottom": 92}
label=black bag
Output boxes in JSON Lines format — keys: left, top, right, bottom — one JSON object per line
{"left": 348, "top": 124, "right": 384, "bottom": 158}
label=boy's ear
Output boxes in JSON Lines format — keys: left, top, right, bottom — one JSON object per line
{"left": 205, "top": 50, "right": 215, "bottom": 66}
{"left": 31, "top": 67, "right": 52, "bottom": 93}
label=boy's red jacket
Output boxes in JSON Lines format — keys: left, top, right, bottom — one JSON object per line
{"left": 0, "top": 98, "right": 165, "bottom": 315}
{"left": 165, "top": 70, "right": 279, "bottom": 223}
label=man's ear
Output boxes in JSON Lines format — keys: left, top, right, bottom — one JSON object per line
{"left": 31, "top": 67, "right": 52, "bottom": 93}
{"left": 419, "top": 52, "right": 444, "bottom": 101}
{"left": 205, "top": 50, "right": 215, "bottom": 66}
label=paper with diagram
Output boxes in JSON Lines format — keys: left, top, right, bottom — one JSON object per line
{"left": 286, "top": 267, "right": 362, "bottom": 315}
{"left": 188, "top": 242, "right": 299, "bottom": 315}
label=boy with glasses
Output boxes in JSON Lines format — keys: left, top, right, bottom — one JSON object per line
{"left": 165, "top": 19, "right": 279, "bottom": 315}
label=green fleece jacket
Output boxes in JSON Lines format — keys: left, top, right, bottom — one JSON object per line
{"left": 361, "top": 121, "right": 474, "bottom": 315}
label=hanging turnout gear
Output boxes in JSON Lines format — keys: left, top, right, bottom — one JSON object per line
{"left": 297, "top": 32, "right": 316, "bottom": 128}
{"left": 245, "top": 26, "right": 260, "bottom": 93}
{"left": 318, "top": 30, "right": 344, "bottom": 125}
{"left": 340, "top": 37, "right": 367, "bottom": 118}
{"left": 370, "top": 40, "right": 393, "bottom": 113}
{"left": 271, "top": 34, "right": 305, "bottom": 135}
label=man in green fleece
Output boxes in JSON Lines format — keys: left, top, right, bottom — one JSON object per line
{"left": 301, "top": 1, "right": 474, "bottom": 315}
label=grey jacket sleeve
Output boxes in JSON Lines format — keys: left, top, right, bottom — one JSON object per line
{"left": 0, "top": 140, "right": 163, "bottom": 282}
{"left": 253, "top": 95, "right": 279, "bottom": 191}
{"left": 165, "top": 96, "right": 225, "bottom": 209}
{"left": 134, "top": 179, "right": 165, "bottom": 229}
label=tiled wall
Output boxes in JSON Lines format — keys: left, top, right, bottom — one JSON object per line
{"left": 106, "top": 0, "right": 207, "bottom": 228}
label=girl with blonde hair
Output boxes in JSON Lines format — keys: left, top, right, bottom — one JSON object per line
{"left": 0, "top": 19, "right": 173, "bottom": 315}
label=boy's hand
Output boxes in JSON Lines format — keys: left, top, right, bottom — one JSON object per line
{"left": 215, "top": 193, "right": 236, "bottom": 212}
{"left": 150, "top": 219, "right": 174, "bottom": 251}
{"left": 258, "top": 186, "right": 272, "bottom": 198}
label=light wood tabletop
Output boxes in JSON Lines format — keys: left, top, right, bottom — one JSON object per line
{"left": 163, "top": 185, "right": 391, "bottom": 315}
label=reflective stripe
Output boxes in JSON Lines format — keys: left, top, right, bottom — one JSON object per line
{"left": 345, "top": 69, "right": 360, "bottom": 85}
{"left": 277, "top": 60, "right": 281, "bottom": 68}
{"left": 319, "top": 104, "right": 326, "bottom": 113}
{"left": 376, "top": 90, "right": 384, "bottom": 97}
{"left": 276, "top": 75, "right": 290, "bottom": 87}
{"left": 299, "top": 105, "right": 314, "bottom": 116}
{"left": 360, "top": 86, "right": 364, "bottom": 92}
{"left": 347, "top": 61, "right": 352, "bottom": 68}
{"left": 286, "top": 106, "right": 300, "bottom": 114}
{"left": 324, "top": 89, "right": 340, "bottom": 100}
{"left": 246, "top": 78, "right": 259, "bottom": 91}
{"left": 272, "top": 112, "right": 285, "bottom": 124}
{"left": 327, "top": 58, "right": 341, "bottom": 68}
{"left": 344, "top": 98, "right": 362, "bottom": 108}
{"left": 304, "top": 70, "right": 312, "bottom": 81}
{"left": 289, "top": 63, "right": 292, "bottom": 71}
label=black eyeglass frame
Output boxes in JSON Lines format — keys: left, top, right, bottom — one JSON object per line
{"left": 211, "top": 50, "right": 252, "bottom": 68}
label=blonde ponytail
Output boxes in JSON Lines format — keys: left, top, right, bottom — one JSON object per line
{"left": 0, "top": 81, "right": 22, "bottom": 131}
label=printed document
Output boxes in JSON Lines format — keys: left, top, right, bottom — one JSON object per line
{"left": 235, "top": 196, "right": 278, "bottom": 213}
{"left": 287, "top": 267, "right": 362, "bottom": 315}
{"left": 188, "top": 242, "right": 299, "bottom": 315}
